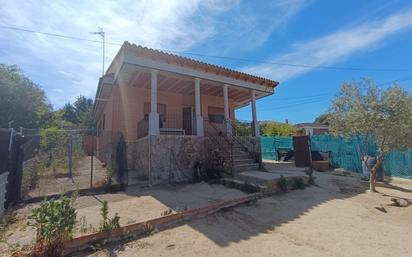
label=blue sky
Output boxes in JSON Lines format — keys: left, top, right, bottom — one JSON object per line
{"left": 1, "top": 0, "right": 412, "bottom": 124}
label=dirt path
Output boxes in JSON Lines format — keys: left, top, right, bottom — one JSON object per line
{"left": 78, "top": 172, "right": 412, "bottom": 257}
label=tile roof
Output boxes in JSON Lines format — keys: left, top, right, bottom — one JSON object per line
{"left": 121, "top": 41, "right": 279, "bottom": 89}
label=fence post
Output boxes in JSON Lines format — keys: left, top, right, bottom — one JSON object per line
{"left": 68, "top": 134, "right": 73, "bottom": 178}
{"left": 90, "top": 128, "right": 94, "bottom": 188}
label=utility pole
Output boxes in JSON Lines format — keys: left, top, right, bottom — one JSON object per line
{"left": 90, "top": 27, "right": 105, "bottom": 75}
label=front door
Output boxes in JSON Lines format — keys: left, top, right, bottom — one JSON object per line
{"left": 182, "top": 107, "right": 194, "bottom": 135}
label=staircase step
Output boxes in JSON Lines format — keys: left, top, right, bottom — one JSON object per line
{"left": 234, "top": 163, "right": 260, "bottom": 171}
{"left": 233, "top": 158, "right": 255, "bottom": 164}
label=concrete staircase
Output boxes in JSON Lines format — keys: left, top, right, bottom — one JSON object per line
{"left": 232, "top": 142, "right": 260, "bottom": 172}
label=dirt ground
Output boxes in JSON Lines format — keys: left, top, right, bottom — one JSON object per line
{"left": 2, "top": 163, "right": 412, "bottom": 257}
{"left": 81, "top": 172, "right": 412, "bottom": 257}
{"left": 26, "top": 156, "right": 109, "bottom": 199}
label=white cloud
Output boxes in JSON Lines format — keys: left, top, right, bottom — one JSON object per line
{"left": 0, "top": 0, "right": 236, "bottom": 107}
{"left": 243, "top": 10, "right": 412, "bottom": 82}
{"left": 0, "top": 0, "right": 308, "bottom": 107}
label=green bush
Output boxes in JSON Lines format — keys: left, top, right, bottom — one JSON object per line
{"left": 292, "top": 177, "right": 305, "bottom": 190}
{"left": 277, "top": 175, "right": 288, "bottom": 192}
{"left": 240, "top": 182, "right": 260, "bottom": 194}
{"left": 99, "top": 201, "right": 120, "bottom": 232}
{"left": 28, "top": 193, "right": 77, "bottom": 243}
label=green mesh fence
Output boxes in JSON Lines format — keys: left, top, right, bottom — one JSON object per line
{"left": 261, "top": 135, "right": 412, "bottom": 179}
{"left": 384, "top": 149, "right": 412, "bottom": 178}
{"left": 261, "top": 136, "right": 293, "bottom": 160}
{"left": 310, "top": 135, "right": 377, "bottom": 173}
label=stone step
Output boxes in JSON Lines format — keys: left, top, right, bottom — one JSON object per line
{"left": 233, "top": 158, "right": 256, "bottom": 165}
{"left": 234, "top": 163, "right": 260, "bottom": 172}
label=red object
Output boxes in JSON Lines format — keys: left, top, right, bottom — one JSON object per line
{"left": 83, "top": 135, "right": 97, "bottom": 156}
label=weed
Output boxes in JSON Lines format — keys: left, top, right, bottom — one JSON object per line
{"left": 292, "top": 177, "right": 305, "bottom": 190}
{"left": 240, "top": 182, "right": 260, "bottom": 194}
{"left": 277, "top": 175, "right": 288, "bottom": 192}
{"left": 305, "top": 168, "right": 316, "bottom": 185}
{"left": 99, "top": 201, "right": 120, "bottom": 232}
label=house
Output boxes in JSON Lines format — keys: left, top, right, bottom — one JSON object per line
{"left": 295, "top": 123, "right": 329, "bottom": 136}
{"left": 93, "top": 42, "right": 278, "bottom": 185}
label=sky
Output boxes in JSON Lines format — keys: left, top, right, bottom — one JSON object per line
{"left": 1, "top": 0, "right": 412, "bottom": 124}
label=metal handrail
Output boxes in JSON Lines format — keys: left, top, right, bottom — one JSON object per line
{"left": 225, "top": 119, "right": 258, "bottom": 161}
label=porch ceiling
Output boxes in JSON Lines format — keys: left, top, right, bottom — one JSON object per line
{"left": 120, "top": 66, "right": 269, "bottom": 108}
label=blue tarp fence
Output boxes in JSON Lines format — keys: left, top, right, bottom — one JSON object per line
{"left": 261, "top": 135, "right": 412, "bottom": 178}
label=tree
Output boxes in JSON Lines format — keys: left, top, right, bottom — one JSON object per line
{"left": 73, "top": 95, "right": 94, "bottom": 127}
{"left": 61, "top": 103, "right": 78, "bottom": 124}
{"left": 314, "top": 113, "right": 331, "bottom": 125}
{"left": 328, "top": 79, "right": 412, "bottom": 192}
{"left": 0, "top": 64, "right": 52, "bottom": 128}
{"left": 260, "top": 121, "right": 297, "bottom": 136}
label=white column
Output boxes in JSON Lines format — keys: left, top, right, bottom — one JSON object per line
{"left": 149, "top": 69, "right": 160, "bottom": 135}
{"left": 223, "top": 84, "right": 232, "bottom": 136}
{"left": 194, "top": 78, "right": 204, "bottom": 136}
{"left": 251, "top": 89, "right": 260, "bottom": 137}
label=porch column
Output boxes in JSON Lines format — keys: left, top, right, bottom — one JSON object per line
{"left": 194, "top": 78, "right": 204, "bottom": 136}
{"left": 251, "top": 89, "right": 260, "bottom": 137}
{"left": 223, "top": 84, "right": 232, "bottom": 136}
{"left": 149, "top": 69, "right": 160, "bottom": 135}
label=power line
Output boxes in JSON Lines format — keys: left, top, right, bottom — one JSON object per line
{"left": 2, "top": 24, "right": 412, "bottom": 72}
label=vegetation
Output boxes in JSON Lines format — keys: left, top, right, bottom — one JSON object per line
{"left": 328, "top": 79, "right": 412, "bottom": 192}
{"left": 26, "top": 193, "right": 77, "bottom": 256}
{"left": 99, "top": 201, "right": 120, "bottom": 232}
{"left": 0, "top": 63, "right": 94, "bottom": 129}
{"left": 0, "top": 64, "right": 52, "bottom": 128}
{"left": 292, "top": 177, "right": 305, "bottom": 190}
{"left": 260, "top": 121, "right": 297, "bottom": 136}
{"left": 277, "top": 175, "right": 288, "bottom": 192}
{"left": 314, "top": 113, "right": 332, "bottom": 125}
{"left": 240, "top": 182, "right": 261, "bottom": 194}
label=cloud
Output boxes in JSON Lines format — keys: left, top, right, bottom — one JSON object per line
{"left": 197, "top": 0, "right": 310, "bottom": 53}
{"left": 0, "top": 0, "right": 309, "bottom": 108}
{"left": 243, "top": 10, "right": 412, "bottom": 82}
{"left": 0, "top": 0, "right": 238, "bottom": 107}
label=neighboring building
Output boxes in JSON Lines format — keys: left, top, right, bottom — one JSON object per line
{"left": 93, "top": 42, "right": 278, "bottom": 185}
{"left": 295, "top": 123, "right": 329, "bottom": 136}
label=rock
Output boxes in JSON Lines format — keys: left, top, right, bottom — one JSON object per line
{"left": 390, "top": 198, "right": 410, "bottom": 207}
{"left": 375, "top": 206, "right": 387, "bottom": 213}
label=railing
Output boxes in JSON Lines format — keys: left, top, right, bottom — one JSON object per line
{"left": 226, "top": 119, "right": 260, "bottom": 163}
{"left": 204, "top": 119, "right": 234, "bottom": 176}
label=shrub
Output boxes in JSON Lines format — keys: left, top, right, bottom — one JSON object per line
{"left": 99, "top": 201, "right": 120, "bottom": 232}
{"left": 292, "top": 177, "right": 305, "bottom": 190}
{"left": 277, "top": 175, "right": 288, "bottom": 192}
{"left": 27, "top": 193, "right": 77, "bottom": 257}
{"left": 240, "top": 182, "right": 260, "bottom": 194}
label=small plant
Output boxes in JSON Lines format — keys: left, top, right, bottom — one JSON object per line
{"left": 277, "top": 175, "right": 288, "bottom": 192}
{"left": 99, "top": 201, "right": 120, "bottom": 232}
{"left": 240, "top": 182, "right": 260, "bottom": 194}
{"left": 292, "top": 177, "right": 305, "bottom": 190}
{"left": 26, "top": 193, "right": 77, "bottom": 257}
{"left": 305, "top": 168, "right": 316, "bottom": 185}
{"left": 104, "top": 169, "right": 113, "bottom": 186}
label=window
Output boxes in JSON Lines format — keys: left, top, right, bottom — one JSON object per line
{"left": 208, "top": 107, "right": 225, "bottom": 124}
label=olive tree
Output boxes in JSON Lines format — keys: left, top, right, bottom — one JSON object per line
{"left": 328, "top": 79, "right": 412, "bottom": 192}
